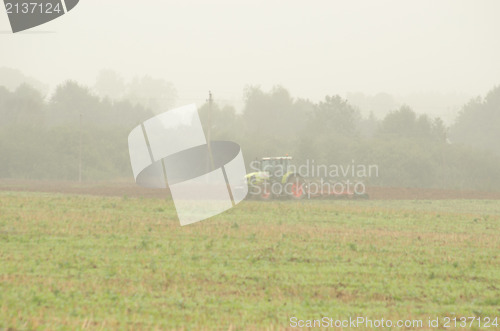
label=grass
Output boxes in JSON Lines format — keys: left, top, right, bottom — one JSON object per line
{"left": 0, "top": 192, "right": 499, "bottom": 330}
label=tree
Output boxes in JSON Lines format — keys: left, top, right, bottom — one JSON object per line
{"left": 0, "top": 84, "right": 45, "bottom": 127}
{"left": 311, "top": 95, "right": 360, "bottom": 136}
{"left": 125, "top": 75, "right": 177, "bottom": 114}
{"left": 377, "top": 105, "right": 446, "bottom": 143}
{"left": 358, "top": 111, "right": 379, "bottom": 138}
{"left": 0, "top": 67, "right": 48, "bottom": 95}
{"left": 242, "top": 85, "right": 294, "bottom": 135}
{"left": 240, "top": 86, "right": 310, "bottom": 160}
{"left": 94, "top": 69, "right": 126, "bottom": 100}
{"left": 450, "top": 85, "right": 500, "bottom": 155}
{"left": 49, "top": 81, "right": 102, "bottom": 125}
{"left": 198, "top": 101, "right": 240, "bottom": 140}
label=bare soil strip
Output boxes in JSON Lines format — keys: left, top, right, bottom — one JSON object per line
{"left": 1, "top": 179, "right": 499, "bottom": 200}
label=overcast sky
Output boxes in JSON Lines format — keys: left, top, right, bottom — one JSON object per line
{"left": 1, "top": 0, "right": 499, "bottom": 118}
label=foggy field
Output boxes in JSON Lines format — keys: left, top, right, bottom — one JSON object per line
{"left": 3, "top": 1, "right": 500, "bottom": 330}
{"left": 0, "top": 192, "right": 499, "bottom": 330}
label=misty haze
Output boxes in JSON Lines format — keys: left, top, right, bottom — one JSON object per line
{"left": 1, "top": 1, "right": 499, "bottom": 330}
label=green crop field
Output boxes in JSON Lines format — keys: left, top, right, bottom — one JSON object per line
{"left": 0, "top": 191, "right": 499, "bottom": 330}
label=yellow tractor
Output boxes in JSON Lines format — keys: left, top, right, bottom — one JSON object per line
{"left": 245, "top": 156, "right": 306, "bottom": 200}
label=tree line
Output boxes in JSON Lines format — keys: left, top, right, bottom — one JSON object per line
{"left": 1, "top": 79, "right": 499, "bottom": 191}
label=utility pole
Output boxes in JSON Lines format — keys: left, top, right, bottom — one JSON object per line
{"left": 207, "top": 91, "right": 214, "bottom": 170}
{"left": 78, "top": 113, "right": 82, "bottom": 183}
{"left": 208, "top": 90, "right": 213, "bottom": 146}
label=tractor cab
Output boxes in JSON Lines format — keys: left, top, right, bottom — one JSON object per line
{"left": 260, "top": 156, "right": 292, "bottom": 179}
{"left": 245, "top": 155, "right": 369, "bottom": 200}
{"left": 246, "top": 156, "right": 306, "bottom": 200}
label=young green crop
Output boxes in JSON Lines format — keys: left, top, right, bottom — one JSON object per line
{"left": 0, "top": 192, "right": 499, "bottom": 330}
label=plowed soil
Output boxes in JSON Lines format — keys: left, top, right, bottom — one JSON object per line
{"left": 1, "top": 179, "right": 499, "bottom": 199}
